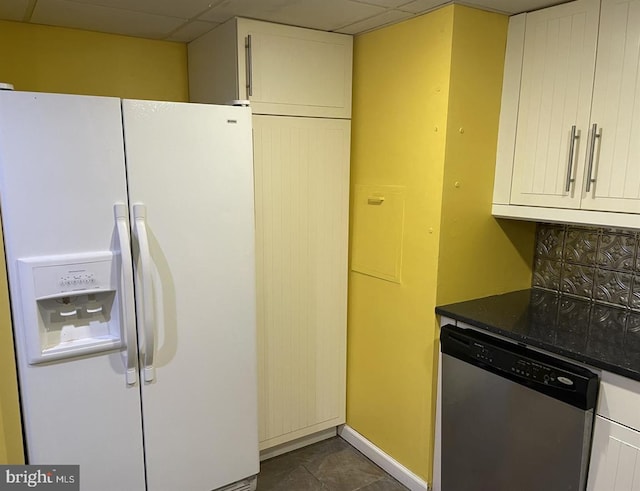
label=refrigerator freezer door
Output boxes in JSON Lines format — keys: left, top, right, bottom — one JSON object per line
{"left": 122, "top": 100, "right": 259, "bottom": 491}
{"left": 0, "top": 91, "right": 146, "bottom": 490}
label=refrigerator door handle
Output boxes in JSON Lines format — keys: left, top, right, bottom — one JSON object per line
{"left": 114, "top": 203, "right": 138, "bottom": 386}
{"left": 133, "top": 204, "right": 156, "bottom": 383}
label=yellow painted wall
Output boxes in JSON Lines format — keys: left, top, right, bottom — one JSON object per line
{"left": 437, "top": 7, "right": 535, "bottom": 306}
{"left": 0, "top": 20, "right": 189, "bottom": 464}
{"left": 0, "top": 20, "right": 188, "bottom": 101}
{"left": 348, "top": 5, "right": 536, "bottom": 483}
{"left": 348, "top": 7, "right": 454, "bottom": 479}
{"left": 0, "top": 225, "right": 23, "bottom": 464}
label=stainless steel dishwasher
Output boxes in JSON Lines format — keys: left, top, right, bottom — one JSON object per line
{"left": 440, "top": 324, "right": 599, "bottom": 491}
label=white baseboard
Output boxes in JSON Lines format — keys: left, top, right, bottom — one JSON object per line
{"left": 338, "top": 425, "right": 430, "bottom": 491}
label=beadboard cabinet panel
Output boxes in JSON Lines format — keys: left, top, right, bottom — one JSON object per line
{"left": 510, "top": 0, "right": 600, "bottom": 208}
{"left": 588, "top": 416, "right": 640, "bottom": 491}
{"left": 583, "top": 0, "right": 640, "bottom": 213}
{"left": 252, "top": 115, "right": 349, "bottom": 450}
{"left": 588, "top": 372, "right": 640, "bottom": 490}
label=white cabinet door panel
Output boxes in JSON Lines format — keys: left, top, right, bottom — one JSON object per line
{"left": 237, "top": 19, "right": 353, "bottom": 118}
{"left": 583, "top": 0, "right": 640, "bottom": 213}
{"left": 253, "top": 115, "right": 349, "bottom": 449}
{"left": 189, "top": 18, "right": 352, "bottom": 119}
{"left": 588, "top": 416, "right": 640, "bottom": 491}
{"left": 510, "top": 0, "right": 599, "bottom": 208}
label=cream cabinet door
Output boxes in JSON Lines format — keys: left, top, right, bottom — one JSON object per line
{"left": 582, "top": 0, "right": 640, "bottom": 213}
{"left": 252, "top": 115, "right": 350, "bottom": 450}
{"left": 588, "top": 416, "right": 640, "bottom": 491}
{"left": 510, "top": 0, "right": 599, "bottom": 208}
{"left": 236, "top": 19, "right": 353, "bottom": 118}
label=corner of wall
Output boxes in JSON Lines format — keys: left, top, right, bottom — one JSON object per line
{"left": 436, "top": 5, "right": 535, "bottom": 307}
{"left": 347, "top": 6, "right": 455, "bottom": 482}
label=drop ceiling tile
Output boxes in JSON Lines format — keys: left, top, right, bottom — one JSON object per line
{"left": 335, "top": 9, "right": 414, "bottom": 34}
{"left": 0, "top": 0, "right": 31, "bottom": 21}
{"left": 350, "top": 0, "right": 414, "bottom": 7}
{"left": 458, "top": 0, "right": 560, "bottom": 14}
{"left": 198, "top": 0, "right": 301, "bottom": 24}
{"left": 64, "top": 0, "right": 217, "bottom": 20}
{"left": 456, "top": 0, "right": 510, "bottom": 13}
{"left": 200, "top": 0, "right": 386, "bottom": 31}
{"left": 32, "top": 0, "right": 186, "bottom": 39}
{"left": 168, "top": 20, "right": 219, "bottom": 42}
{"left": 397, "top": 0, "right": 449, "bottom": 13}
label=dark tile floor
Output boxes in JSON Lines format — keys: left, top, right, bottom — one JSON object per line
{"left": 256, "top": 437, "right": 409, "bottom": 491}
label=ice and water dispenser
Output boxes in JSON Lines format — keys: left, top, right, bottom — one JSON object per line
{"left": 18, "top": 252, "right": 123, "bottom": 364}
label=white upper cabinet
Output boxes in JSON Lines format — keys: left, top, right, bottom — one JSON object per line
{"left": 188, "top": 18, "right": 353, "bottom": 119}
{"left": 511, "top": 0, "right": 599, "bottom": 208}
{"left": 584, "top": 0, "right": 640, "bottom": 213}
{"left": 494, "top": 0, "right": 640, "bottom": 227}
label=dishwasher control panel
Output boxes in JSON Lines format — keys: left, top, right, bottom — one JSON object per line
{"left": 442, "top": 324, "right": 599, "bottom": 410}
{"left": 471, "top": 341, "right": 575, "bottom": 389}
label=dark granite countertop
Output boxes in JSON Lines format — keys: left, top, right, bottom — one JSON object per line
{"left": 436, "top": 289, "right": 640, "bottom": 382}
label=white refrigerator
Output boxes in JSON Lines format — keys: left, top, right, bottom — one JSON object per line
{"left": 0, "top": 91, "right": 259, "bottom": 491}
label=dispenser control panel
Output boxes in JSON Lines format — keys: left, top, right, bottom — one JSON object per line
{"left": 17, "top": 251, "right": 122, "bottom": 364}
{"left": 59, "top": 272, "right": 96, "bottom": 288}
{"left": 27, "top": 255, "right": 113, "bottom": 298}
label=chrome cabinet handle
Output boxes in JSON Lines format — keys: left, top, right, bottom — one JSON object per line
{"left": 245, "top": 35, "right": 253, "bottom": 97}
{"left": 585, "top": 123, "right": 601, "bottom": 193}
{"left": 565, "top": 125, "right": 579, "bottom": 193}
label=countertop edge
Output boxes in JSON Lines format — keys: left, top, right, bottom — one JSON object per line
{"left": 435, "top": 304, "right": 640, "bottom": 383}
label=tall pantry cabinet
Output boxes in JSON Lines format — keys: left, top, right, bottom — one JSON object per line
{"left": 188, "top": 18, "right": 352, "bottom": 452}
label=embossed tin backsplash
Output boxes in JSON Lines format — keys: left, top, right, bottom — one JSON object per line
{"left": 533, "top": 223, "right": 640, "bottom": 310}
